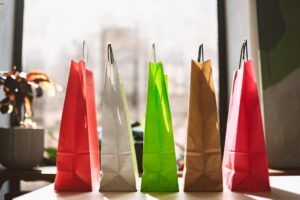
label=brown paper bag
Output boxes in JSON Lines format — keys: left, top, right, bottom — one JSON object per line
{"left": 183, "top": 44, "right": 223, "bottom": 192}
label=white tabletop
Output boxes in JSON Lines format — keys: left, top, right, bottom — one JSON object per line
{"left": 15, "top": 176, "right": 300, "bottom": 200}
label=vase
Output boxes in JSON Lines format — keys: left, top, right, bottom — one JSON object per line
{"left": 0, "top": 128, "right": 44, "bottom": 170}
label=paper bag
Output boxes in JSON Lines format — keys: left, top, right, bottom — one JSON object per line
{"left": 183, "top": 44, "right": 223, "bottom": 192}
{"left": 141, "top": 45, "right": 179, "bottom": 192}
{"left": 55, "top": 60, "right": 100, "bottom": 191}
{"left": 223, "top": 41, "right": 270, "bottom": 191}
{"left": 100, "top": 44, "right": 138, "bottom": 192}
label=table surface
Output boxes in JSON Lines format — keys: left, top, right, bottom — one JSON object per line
{"left": 14, "top": 176, "right": 300, "bottom": 200}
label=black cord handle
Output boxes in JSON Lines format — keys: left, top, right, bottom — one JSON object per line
{"left": 238, "top": 40, "right": 248, "bottom": 69}
{"left": 107, "top": 43, "right": 114, "bottom": 64}
{"left": 198, "top": 44, "right": 204, "bottom": 63}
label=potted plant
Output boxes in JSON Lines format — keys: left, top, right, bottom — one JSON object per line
{"left": 0, "top": 66, "right": 60, "bottom": 170}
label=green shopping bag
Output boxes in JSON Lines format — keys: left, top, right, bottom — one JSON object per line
{"left": 141, "top": 44, "right": 179, "bottom": 192}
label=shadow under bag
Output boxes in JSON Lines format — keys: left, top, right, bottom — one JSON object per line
{"left": 222, "top": 41, "right": 270, "bottom": 191}
{"left": 100, "top": 44, "right": 138, "bottom": 192}
{"left": 183, "top": 44, "right": 223, "bottom": 192}
{"left": 55, "top": 60, "right": 100, "bottom": 191}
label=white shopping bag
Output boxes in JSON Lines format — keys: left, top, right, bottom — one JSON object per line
{"left": 100, "top": 44, "right": 138, "bottom": 192}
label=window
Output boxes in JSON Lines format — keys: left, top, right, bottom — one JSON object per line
{"left": 23, "top": 0, "right": 218, "bottom": 157}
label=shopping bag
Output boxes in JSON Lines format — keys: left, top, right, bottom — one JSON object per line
{"left": 222, "top": 40, "right": 270, "bottom": 191}
{"left": 100, "top": 44, "right": 138, "bottom": 192}
{"left": 183, "top": 44, "right": 223, "bottom": 192}
{"left": 141, "top": 44, "right": 179, "bottom": 192}
{"left": 55, "top": 60, "right": 100, "bottom": 191}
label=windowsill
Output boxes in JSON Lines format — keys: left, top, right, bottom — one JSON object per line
{"left": 269, "top": 168, "right": 300, "bottom": 176}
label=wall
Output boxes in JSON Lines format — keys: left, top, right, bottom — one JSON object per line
{"left": 225, "top": 0, "right": 300, "bottom": 169}
{"left": 224, "top": 0, "right": 263, "bottom": 112}
{"left": 0, "top": 0, "right": 13, "bottom": 128}
{"left": 257, "top": 0, "right": 300, "bottom": 168}
{"left": 0, "top": 0, "right": 15, "bottom": 199}
{"left": 225, "top": 0, "right": 263, "bottom": 102}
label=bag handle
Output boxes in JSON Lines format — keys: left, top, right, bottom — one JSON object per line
{"left": 238, "top": 40, "right": 248, "bottom": 69}
{"left": 197, "top": 44, "right": 204, "bottom": 63}
{"left": 103, "top": 43, "right": 114, "bottom": 92}
{"left": 151, "top": 43, "right": 156, "bottom": 63}
{"left": 82, "top": 40, "right": 88, "bottom": 64}
{"left": 107, "top": 43, "right": 114, "bottom": 64}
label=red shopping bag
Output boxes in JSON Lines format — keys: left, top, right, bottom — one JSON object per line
{"left": 222, "top": 41, "right": 270, "bottom": 191}
{"left": 55, "top": 60, "right": 100, "bottom": 191}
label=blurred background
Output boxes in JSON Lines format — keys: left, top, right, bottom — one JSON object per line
{"left": 22, "top": 0, "right": 219, "bottom": 154}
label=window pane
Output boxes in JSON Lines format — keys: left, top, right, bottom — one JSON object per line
{"left": 23, "top": 0, "right": 218, "bottom": 156}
